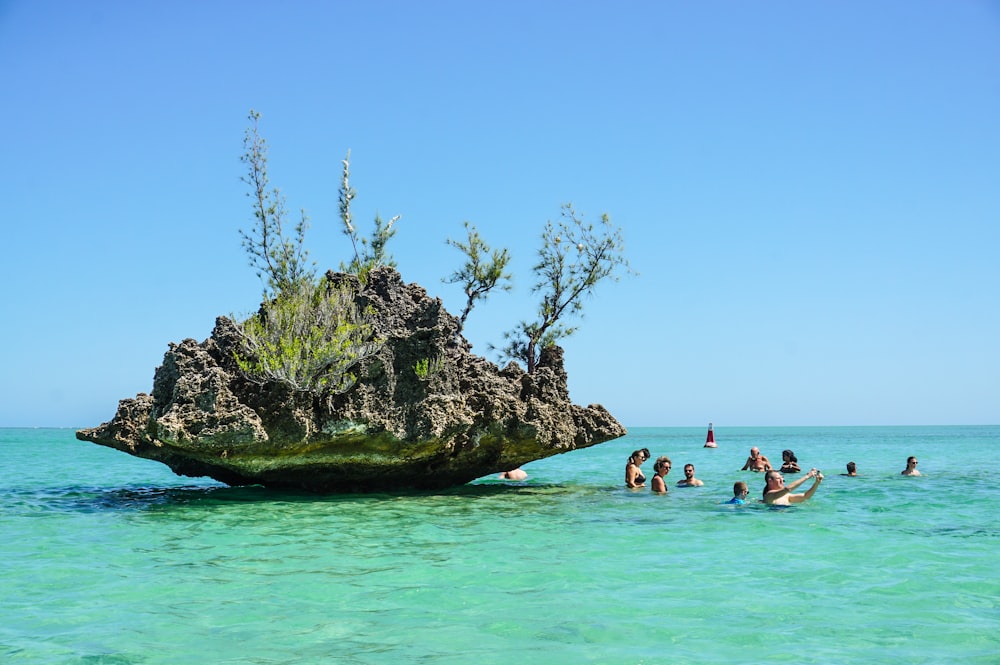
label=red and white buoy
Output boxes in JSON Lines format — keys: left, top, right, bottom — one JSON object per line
{"left": 704, "top": 422, "right": 717, "bottom": 448}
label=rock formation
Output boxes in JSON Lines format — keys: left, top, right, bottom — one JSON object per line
{"left": 76, "top": 267, "right": 626, "bottom": 492}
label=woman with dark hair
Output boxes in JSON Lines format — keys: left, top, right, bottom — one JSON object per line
{"left": 625, "top": 448, "right": 650, "bottom": 488}
{"left": 780, "top": 449, "right": 801, "bottom": 474}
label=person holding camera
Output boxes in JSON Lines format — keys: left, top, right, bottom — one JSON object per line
{"left": 762, "top": 468, "right": 823, "bottom": 506}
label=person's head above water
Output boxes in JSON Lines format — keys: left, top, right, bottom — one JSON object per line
{"left": 629, "top": 449, "right": 649, "bottom": 465}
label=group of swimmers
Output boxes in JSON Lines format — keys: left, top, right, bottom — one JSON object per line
{"left": 625, "top": 449, "right": 706, "bottom": 494}
{"left": 625, "top": 447, "right": 924, "bottom": 506}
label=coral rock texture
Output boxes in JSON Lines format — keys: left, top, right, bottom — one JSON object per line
{"left": 77, "top": 267, "right": 626, "bottom": 492}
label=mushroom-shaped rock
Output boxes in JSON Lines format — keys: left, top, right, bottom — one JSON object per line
{"left": 77, "top": 267, "right": 626, "bottom": 492}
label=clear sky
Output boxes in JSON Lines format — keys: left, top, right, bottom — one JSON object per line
{"left": 2, "top": 1, "right": 998, "bottom": 428}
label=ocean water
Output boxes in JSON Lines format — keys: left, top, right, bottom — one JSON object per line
{"left": 2, "top": 425, "right": 998, "bottom": 664}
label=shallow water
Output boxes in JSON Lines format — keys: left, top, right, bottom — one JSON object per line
{"left": 2, "top": 426, "right": 998, "bottom": 664}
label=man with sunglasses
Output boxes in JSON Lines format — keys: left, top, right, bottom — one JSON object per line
{"left": 901, "top": 456, "right": 922, "bottom": 476}
{"left": 763, "top": 468, "right": 823, "bottom": 506}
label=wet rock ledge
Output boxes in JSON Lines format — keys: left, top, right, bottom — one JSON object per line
{"left": 76, "top": 267, "right": 626, "bottom": 492}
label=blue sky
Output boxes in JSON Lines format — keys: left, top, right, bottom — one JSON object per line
{"left": 2, "top": 1, "right": 997, "bottom": 428}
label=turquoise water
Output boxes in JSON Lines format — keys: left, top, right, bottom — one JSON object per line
{"left": 2, "top": 426, "right": 998, "bottom": 664}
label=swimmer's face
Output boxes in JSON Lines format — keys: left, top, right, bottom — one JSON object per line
{"left": 750, "top": 448, "right": 760, "bottom": 458}
{"left": 684, "top": 464, "right": 695, "bottom": 477}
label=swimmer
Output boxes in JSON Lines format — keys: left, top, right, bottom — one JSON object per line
{"left": 676, "top": 463, "right": 704, "bottom": 487}
{"left": 625, "top": 448, "right": 650, "bottom": 488}
{"left": 650, "top": 456, "right": 672, "bottom": 494}
{"left": 499, "top": 468, "right": 527, "bottom": 481}
{"left": 901, "top": 456, "right": 921, "bottom": 476}
{"left": 841, "top": 461, "right": 858, "bottom": 477}
{"left": 763, "top": 468, "right": 823, "bottom": 506}
{"left": 727, "top": 481, "right": 749, "bottom": 504}
{"left": 779, "top": 449, "right": 801, "bottom": 474}
{"left": 741, "top": 447, "right": 772, "bottom": 472}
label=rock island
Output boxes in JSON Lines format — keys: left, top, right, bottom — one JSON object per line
{"left": 77, "top": 267, "right": 626, "bottom": 492}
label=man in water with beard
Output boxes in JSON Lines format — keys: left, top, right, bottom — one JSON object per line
{"left": 676, "top": 463, "right": 704, "bottom": 487}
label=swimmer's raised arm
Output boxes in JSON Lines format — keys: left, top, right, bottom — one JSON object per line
{"left": 788, "top": 470, "right": 823, "bottom": 504}
{"left": 785, "top": 468, "right": 818, "bottom": 492}
{"left": 764, "top": 469, "right": 823, "bottom": 505}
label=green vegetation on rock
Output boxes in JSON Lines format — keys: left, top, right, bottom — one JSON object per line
{"left": 235, "top": 110, "right": 631, "bottom": 384}
{"left": 500, "top": 204, "right": 633, "bottom": 373}
{"left": 233, "top": 279, "right": 382, "bottom": 394}
{"left": 337, "top": 149, "right": 401, "bottom": 283}
{"left": 443, "top": 221, "right": 512, "bottom": 337}
{"left": 238, "top": 109, "right": 316, "bottom": 298}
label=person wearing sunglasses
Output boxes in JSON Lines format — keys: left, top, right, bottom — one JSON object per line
{"left": 625, "top": 448, "right": 650, "bottom": 488}
{"left": 676, "top": 463, "right": 704, "bottom": 487}
{"left": 901, "top": 456, "right": 922, "bottom": 476}
{"left": 650, "top": 456, "right": 672, "bottom": 494}
{"left": 727, "top": 481, "right": 749, "bottom": 504}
